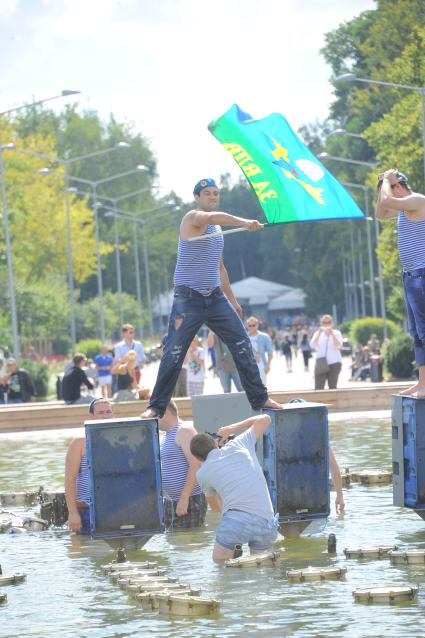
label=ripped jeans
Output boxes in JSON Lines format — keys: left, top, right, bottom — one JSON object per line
{"left": 148, "top": 286, "right": 268, "bottom": 417}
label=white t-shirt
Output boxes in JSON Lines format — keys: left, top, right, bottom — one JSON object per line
{"left": 196, "top": 429, "right": 274, "bottom": 522}
{"left": 249, "top": 335, "right": 264, "bottom": 370}
{"left": 310, "top": 330, "right": 343, "bottom": 365}
{"left": 186, "top": 347, "right": 205, "bottom": 383}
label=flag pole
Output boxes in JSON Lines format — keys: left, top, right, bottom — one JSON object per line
{"left": 188, "top": 224, "right": 268, "bottom": 242}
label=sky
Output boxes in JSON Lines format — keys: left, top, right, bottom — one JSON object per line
{"left": 1, "top": 0, "right": 376, "bottom": 202}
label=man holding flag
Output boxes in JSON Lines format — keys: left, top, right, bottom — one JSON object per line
{"left": 142, "top": 178, "right": 281, "bottom": 419}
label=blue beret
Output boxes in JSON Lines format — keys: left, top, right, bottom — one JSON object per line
{"left": 193, "top": 178, "right": 217, "bottom": 196}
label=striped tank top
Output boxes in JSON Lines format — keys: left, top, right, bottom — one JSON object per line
{"left": 174, "top": 224, "right": 224, "bottom": 294}
{"left": 76, "top": 453, "right": 90, "bottom": 504}
{"left": 160, "top": 424, "right": 201, "bottom": 501}
{"left": 398, "top": 212, "right": 425, "bottom": 271}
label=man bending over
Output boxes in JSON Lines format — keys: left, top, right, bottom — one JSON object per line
{"left": 190, "top": 414, "right": 278, "bottom": 563}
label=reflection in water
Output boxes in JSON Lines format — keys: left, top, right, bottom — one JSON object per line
{"left": 2, "top": 413, "right": 425, "bottom": 637}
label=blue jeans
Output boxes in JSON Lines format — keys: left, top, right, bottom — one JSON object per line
{"left": 403, "top": 269, "right": 425, "bottom": 366}
{"left": 218, "top": 369, "right": 243, "bottom": 393}
{"left": 148, "top": 286, "right": 268, "bottom": 416}
{"left": 216, "top": 510, "right": 278, "bottom": 551}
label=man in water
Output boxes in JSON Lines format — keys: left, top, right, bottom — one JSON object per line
{"left": 142, "top": 178, "right": 281, "bottom": 418}
{"left": 376, "top": 169, "right": 425, "bottom": 397}
{"left": 158, "top": 400, "right": 207, "bottom": 528}
{"left": 190, "top": 414, "right": 279, "bottom": 563}
{"left": 65, "top": 398, "right": 114, "bottom": 534}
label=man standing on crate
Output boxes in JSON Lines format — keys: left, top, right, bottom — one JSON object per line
{"left": 141, "top": 178, "right": 282, "bottom": 419}
{"left": 190, "top": 413, "right": 279, "bottom": 563}
{"left": 376, "top": 169, "right": 425, "bottom": 397}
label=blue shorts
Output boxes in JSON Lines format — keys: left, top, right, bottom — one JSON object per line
{"left": 216, "top": 510, "right": 278, "bottom": 551}
{"left": 78, "top": 508, "right": 91, "bottom": 535}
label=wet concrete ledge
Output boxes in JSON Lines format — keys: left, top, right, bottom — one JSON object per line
{"left": 0, "top": 381, "right": 411, "bottom": 433}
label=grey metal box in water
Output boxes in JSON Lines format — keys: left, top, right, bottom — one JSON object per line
{"left": 263, "top": 404, "right": 330, "bottom": 524}
{"left": 191, "top": 392, "right": 258, "bottom": 434}
{"left": 392, "top": 395, "right": 425, "bottom": 510}
{"left": 85, "top": 417, "right": 164, "bottom": 538}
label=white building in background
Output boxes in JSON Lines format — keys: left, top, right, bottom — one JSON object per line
{"left": 152, "top": 276, "right": 306, "bottom": 332}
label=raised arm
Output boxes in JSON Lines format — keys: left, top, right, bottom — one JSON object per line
{"left": 377, "top": 170, "right": 425, "bottom": 219}
{"left": 188, "top": 209, "right": 263, "bottom": 230}
{"left": 216, "top": 414, "right": 272, "bottom": 441}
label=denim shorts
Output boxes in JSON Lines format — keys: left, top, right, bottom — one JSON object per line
{"left": 216, "top": 510, "right": 278, "bottom": 551}
{"left": 78, "top": 507, "right": 91, "bottom": 535}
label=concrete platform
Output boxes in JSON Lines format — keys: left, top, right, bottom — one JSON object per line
{"left": 0, "top": 382, "right": 411, "bottom": 433}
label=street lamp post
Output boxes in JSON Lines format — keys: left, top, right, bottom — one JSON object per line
{"left": 7, "top": 142, "right": 132, "bottom": 349}
{"left": 336, "top": 73, "right": 425, "bottom": 184}
{"left": 317, "top": 152, "right": 377, "bottom": 168}
{"left": 0, "top": 90, "right": 81, "bottom": 355}
{"left": 328, "top": 129, "right": 366, "bottom": 140}
{"left": 41, "top": 165, "right": 147, "bottom": 341}
{"left": 0, "top": 90, "right": 81, "bottom": 117}
{"left": 101, "top": 204, "right": 176, "bottom": 336}
{"left": 95, "top": 187, "right": 152, "bottom": 327}
{"left": 0, "top": 146, "right": 20, "bottom": 356}
{"left": 342, "top": 181, "right": 377, "bottom": 317}
{"left": 319, "top": 151, "right": 388, "bottom": 337}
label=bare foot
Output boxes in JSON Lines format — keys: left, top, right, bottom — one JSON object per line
{"left": 412, "top": 387, "right": 425, "bottom": 399}
{"left": 140, "top": 408, "right": 159, "bottom": 419}
{"left": 399, "top": 383, "right": 419, "bottom": 396}
{"left": 262, "top": 398, "right": 282, "bottom": 410}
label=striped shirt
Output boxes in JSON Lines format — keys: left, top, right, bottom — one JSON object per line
{"left": 160, "top": 424, "right": 201, "bottom": 501}
{"left": 174, "top": 224, "right": 224, "bottom": 293}
{"left": 398, "top": 212, "right": 425, "bottom": 271}
{"left": 76, "top": 453, "right": 90, "bottom": 504}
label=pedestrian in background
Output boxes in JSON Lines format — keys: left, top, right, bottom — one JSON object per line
{"left": 208, "top": 330, "right": 242, "bottom": 393}
{"left": 299, "top": 333, "right": 312, "bottom": 372}
{"left": 95, "top": 345, "right": 113, "bottom": 398}
{"left": 246, "top": 316, "right": 273, "bottom": 385}
{"left": 114, "top": 323, "right": 146, "bottom": 384}
{"left": 186, "top": 337, "right": 205, "bottom": 398}
{"left": 310, "top": 315, "right": 343, "bottom": 390}
{"left": 4, "top": 357, "right": 36, "bottom": 403}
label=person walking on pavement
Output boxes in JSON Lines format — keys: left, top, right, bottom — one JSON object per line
{"left": 246, "top": 316, "right": 274, "bottom": 384}
{"left": 310, "top": 315, "right": 343, "bottom": 390}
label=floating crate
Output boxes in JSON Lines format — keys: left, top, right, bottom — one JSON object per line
{"left": 344, "top": 546, "right": 398, "bottom": 560}
{"left": 85, "top": 417, "right": 164, "bottom": 539}
{"left": 137, "top": 589, "right": 198, "bottom": 609}
{"left": 225, "top": 551, "right": 281, "bottom": 568}
{"left": 109, "top": 568, "right": 166, "bottom": 584}
{"left": 0, "top": 492, "right": 39, "bottom": 506}
{"left": 101, "top": 561, "right": 158, "bottom": 575}
{"left": 263, "top": 404, "right": 329, "bottom": 525}
{"left": 351, "top": 470, "right": 392, "bottom": 485}
{"left": 353, "top": 585, "right": 418, "bottom": 603}
{"left": 0, "top": 574, "right": 26, "bottom": 586}
{"left": 287, "top": 566, "right": 346, "bottom": 582}
{"left": 389, "top": 549, "right": 425, "bottom": 565}
{"left": 156, "top": 593, "right": 221, "bottom": 616}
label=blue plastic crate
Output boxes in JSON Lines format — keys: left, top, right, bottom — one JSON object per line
{"left": 85, "top": 417, "right": 164, "bottom": 538}
{"left": 263, "top": 404, "right": 330, "bottom": 524}
{"left": 398, "top": 398, "right": 425, "bottom": 509}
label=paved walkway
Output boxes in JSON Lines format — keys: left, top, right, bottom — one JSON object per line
{"left": 141, "top": 351, "right": 362, "bottom": 396}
